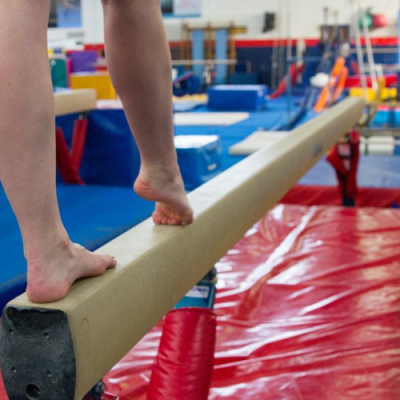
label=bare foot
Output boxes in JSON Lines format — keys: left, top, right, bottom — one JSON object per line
{"left": 26, "top": 238, "right": 117, "bottom": 303}
{"left": 134, "top": 165, "right": 193, "bottom": 226}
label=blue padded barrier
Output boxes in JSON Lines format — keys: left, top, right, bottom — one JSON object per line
{"left": 208, "top": 85, "right": 268, "bottom": 111}
{"left": 175, "top": 135, "right": 222, "bottom": 190}
{"left": 56, "top": 110, "right": 141, "bottom": 187}
{"left": 55, "top": 97, "right": 309, "bottom": 188}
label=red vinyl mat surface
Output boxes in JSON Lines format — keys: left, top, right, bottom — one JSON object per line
{"left": 103, "top": 205, "right": 400, "bottom": 400}
{"left": 2, "top": 205, "right": 400, "bottom": 399}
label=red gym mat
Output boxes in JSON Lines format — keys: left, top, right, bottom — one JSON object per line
{"left": 1, "top": 205, "right": 400, "bottom": 399}
{"left": 101, "top": 205, "right": 400, "bottom": 400}
{"left": 282, "top": 185, "right": 400, "bottom": 208}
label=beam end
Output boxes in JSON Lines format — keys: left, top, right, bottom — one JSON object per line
{"left": 0, "top": 306, "right": 76, "bottom": 400}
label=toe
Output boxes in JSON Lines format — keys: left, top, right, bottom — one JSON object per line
{"left": 96, "top": 254, "right": 117, "bottom": 273}
{"left": 167, "top": 217, "right": 181, "bottom": 225}
{"left": 182, "top": 212, "right": 194, "bottom": 225}
{"left": 106, "top": 255, "right": 117, "bottom": 269}
{"left": 152, "top": 211, "right": 164, "bottom": 225}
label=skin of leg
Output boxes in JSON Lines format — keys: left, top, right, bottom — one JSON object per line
{"left": 0, "top": 0, "right": 116, "bottom": 303}
{"left": 101, "top": 0, "right": 193, "bottom": 225}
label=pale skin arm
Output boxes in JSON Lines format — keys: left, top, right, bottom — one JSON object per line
{"left": 0, "top": 0, "right": 192, "bottom": 303}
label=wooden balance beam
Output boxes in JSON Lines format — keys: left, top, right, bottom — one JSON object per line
{"left": 0, "top": 97, "right": 364, "bottom": 400}
{"left": 54, "top": 89, "right": 97, "bottom": 117}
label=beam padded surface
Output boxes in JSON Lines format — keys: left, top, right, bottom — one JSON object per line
{"left": 54, "top": 89, "right": 97, "bottom": 117}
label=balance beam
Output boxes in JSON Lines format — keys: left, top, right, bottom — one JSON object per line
{"left": 0, "top": 97, "right": 364, "bottom": 400}
{"left": 54, "top": 89, "right": 97, "bottom": 117}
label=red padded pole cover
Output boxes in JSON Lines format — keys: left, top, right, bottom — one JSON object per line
{"left": 269, "top": 63, "right": 305, "bottom": 99}
{"left": 147, "top": 308, "right": 217, "bottom": 400}
{"left": 327, "top": 131, "right": 360, "bottom": 201}
{"left": 55, "top": 127, "right": 84, "bottom": 185}
{"left": 71, "top": 118, "right": 89, "bottom": 170}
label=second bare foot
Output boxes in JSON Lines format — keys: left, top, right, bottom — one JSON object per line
{"left": 134, "top": 165, "right": 194, "bottom": 226}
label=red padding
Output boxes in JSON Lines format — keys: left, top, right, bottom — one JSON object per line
{"left": 147, "top": 308, "right": 216, "bottom": 400}
{"left": 71, "top": 118, "right": 89, "bottom": 170}
{"left": 326, "top": 131, "right": 360, "bottom": 202}
{"left": 56, "top": 127, "right": 84, "bottom": 185}
{"left": 269, "top": 63, "right": 305, "bottom": 99}
{"left": 101, "top": 205, "right": 400, "bottom": 400}
{"left": 55, "top": 118, "right": 88, "bottom": 185}
{"left": 281, "top": 185, "right": 400, "bottom": 208}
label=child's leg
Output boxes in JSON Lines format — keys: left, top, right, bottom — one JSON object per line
{"left": 0, "top": 0, "right": 116, "bottom": 303}
{"left": 102, "top": 0, "right": 193, "bottom": 226}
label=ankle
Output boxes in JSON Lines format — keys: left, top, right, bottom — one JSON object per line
{"left": 24, "top": 226, "right": 70, "bottom": 263}
{"left": 139, "top": 162, "right": 181, "bottom": 181}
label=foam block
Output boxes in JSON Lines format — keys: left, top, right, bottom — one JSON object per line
{"left": 175, "top": 135, "right": 222, "bottom": 190}
{"left": 174, "top": 112, "right": 249, "bottom": 126}
{"left": 70, "top": 73, "right": 116, "bottom": 100}
{"left": 208, "top": 85, "right": 268, "bottom": 111}
{"left": 70, "top": 51, "right": 98, "bottom": 73}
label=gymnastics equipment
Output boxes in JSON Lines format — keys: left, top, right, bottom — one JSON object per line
{"left": 172, "top": 71, "right": 201, "bottom": 97}
{"left": 314, "top": 57, "right": 348, "bottom": 112}
{"left": 327, "top": 131, "right": 360, "bottom": 206}
{"left": 269, "top": 63, "right": 305, "bottom": 99}
{"left": 70, "top": 73, "right": 117, "bottom": 100}
{"left": 54, "top": 89, "right": 97, "bottom": 117}
{"left": 147, "top": 269, "right": 218, "bottom": 400}
{"left": 311, "top": 72, "right": 331, "bottom": 88}
{"left": 174, "top": 112, "right": 249, "bottom": 126}
{"left": 275, "top": 8, "right": 341, "bottom": 131}
{"left": 372, "top": 13, "right": 389, "bottom": 29}
{"left": 147, "top": 308, "right": 216, "bottom": 400}
{"left": 54, "top": 90, "right": 97, "bottom": 185}
{"left": 69, "top": 51, "right": 98, "bottom": 74}
{"left": 358, "top": 0, "right": 378, "bottom": 91}
{"left": 351, "top": 0, "right": 378, "bottom": 98}
{"left": 175, "top": 135, "right": 222, "bottom": 191}
{"left": 208, "top": 85, "right": 268, "bottom": 111}
{"left": 0, "top": 97, "right": 364, "bottom": 400}
{"left": 50, "top": 57, "right": 68, "bottom": 88}
{"left": 229, "top": 131, "right": 290, "bottom": 156}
